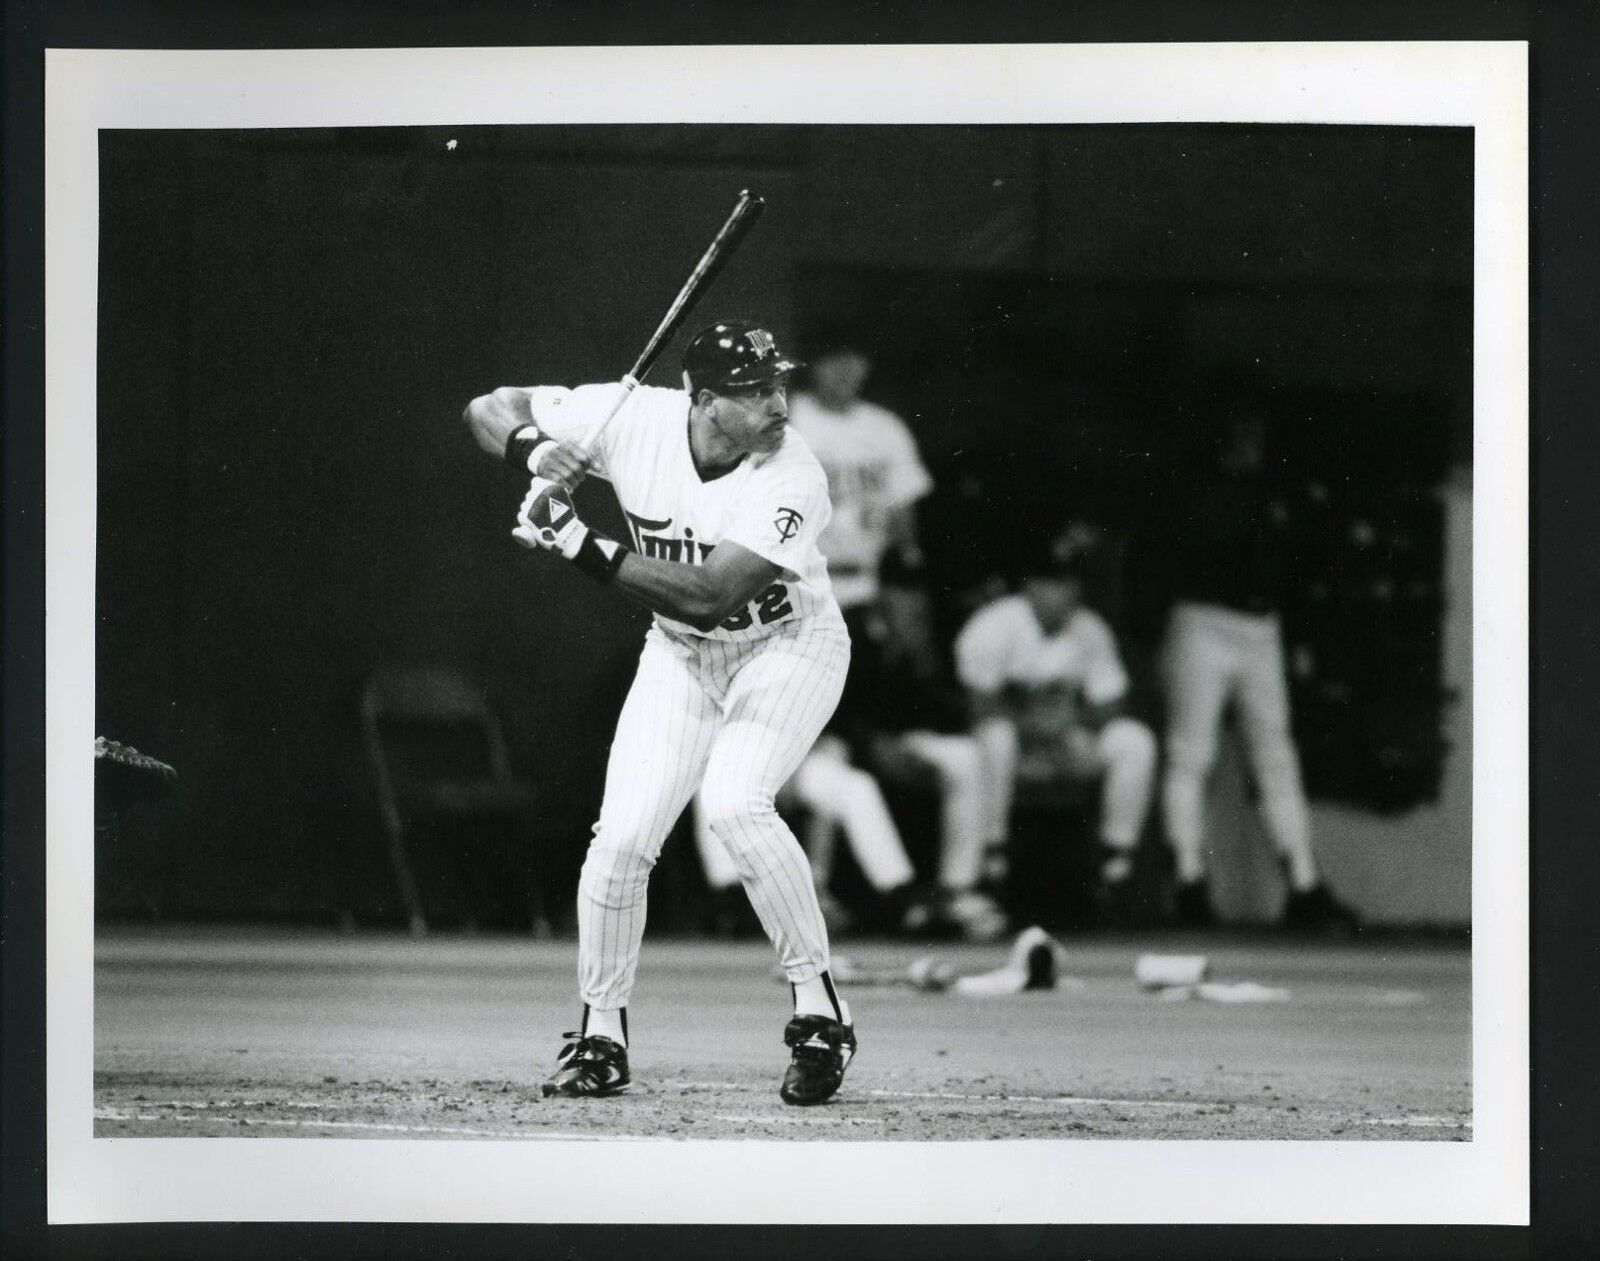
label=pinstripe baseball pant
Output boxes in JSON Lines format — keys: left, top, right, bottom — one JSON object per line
{"left": 577, "top": 618, "right": 851, "bottom": 1011}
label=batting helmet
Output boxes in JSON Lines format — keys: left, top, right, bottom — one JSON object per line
{"left": 682, "top": 321, "right": 803, "bottom": 395}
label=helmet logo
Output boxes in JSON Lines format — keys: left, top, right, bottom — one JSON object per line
{"left": 744, "top": 328, "right": 776, "bottom": 359}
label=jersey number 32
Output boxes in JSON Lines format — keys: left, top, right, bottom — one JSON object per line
{"left": 720, "top": 582, "right": 793, "bottom": 632}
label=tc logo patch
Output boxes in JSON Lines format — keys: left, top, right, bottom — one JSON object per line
{"left": 745, "top": 328, "right": 776, "bottom": 359}
{"left": 774, "top": 506, "right": 803, "bottom": 542}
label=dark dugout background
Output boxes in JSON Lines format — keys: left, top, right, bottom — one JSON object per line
{"left": 95, "top": 124, "right": 1471, "bottom": 924}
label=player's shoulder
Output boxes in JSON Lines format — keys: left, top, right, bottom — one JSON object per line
{"left": 1069, "top": 607, "right": 1117, "bottom": 643}
{"left": 520, "top": 384, "right": 575, "bottom": 409}
{"left": 595, "top": 381, "right": 689, "bottom": 423}
{"left": 852, "top": 396, "right": 910, "bottom": 430}
{"left": 960, "top": 593, "right": 1030, "bottom": 640}
{"left": 790, "top": 392, "right": 906, "bottom": 434}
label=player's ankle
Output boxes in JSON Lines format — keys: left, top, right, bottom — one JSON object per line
{"left": 792, "top": 972, "right": 849, "bottom": 1025}
{"left": 582, "top": 1004, "right": 628, "bottom": 1048}
{"left": 1099, "top": 848, "right": 1135, "bottom": 883}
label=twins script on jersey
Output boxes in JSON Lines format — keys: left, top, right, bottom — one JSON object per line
{"left": 524, "top": 382, "right": 845, "bottom": 642}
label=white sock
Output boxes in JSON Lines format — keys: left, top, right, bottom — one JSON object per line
{"left": 584, "top": 1005, "right": 627, "bottom": 1047}
{"left": 1100, "top": 849, "right": 1135, "bottom": 883}
{"left": 793, "top": 973, "right": 851, "bottom": 1026}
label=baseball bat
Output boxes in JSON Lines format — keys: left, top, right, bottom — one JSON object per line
{"left": 579, "top": 189, "right": 766, "bottom": 456}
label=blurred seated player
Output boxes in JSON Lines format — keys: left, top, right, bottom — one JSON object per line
{"left": 954, "top": 531, "right": 1158, "bottom": 916}
{"left": 833, "top": 556, "right": 1006, "bottom": 940}
{"left": 1157, "top": 405, "right": 1358, "bottom": 931}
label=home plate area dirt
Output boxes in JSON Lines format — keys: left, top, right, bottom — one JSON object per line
{"left": 94, "top": 927, "right": 1471, "bottom": 1142}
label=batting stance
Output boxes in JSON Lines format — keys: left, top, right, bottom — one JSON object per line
{"left": 464, "top": 321, "right": 857, "bottom": 1105}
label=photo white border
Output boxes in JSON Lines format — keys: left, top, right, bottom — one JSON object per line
{"left": 46, "top": 41, "right": 1528, "bottom": 1225}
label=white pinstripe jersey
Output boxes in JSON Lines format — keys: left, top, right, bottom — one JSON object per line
{"left": 525, "top": 382, "right": 846, "bottom": 644}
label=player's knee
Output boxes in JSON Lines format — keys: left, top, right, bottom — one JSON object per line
{"left": 1247, "top": 736, "right": 1301, "bottom": 783}
{"left": 1103, "top": 718, "right": 1157, "bottom": 770}
{"left": 937, "top": 738, "right": 985, "bottom": 788}
{"left": 809, "top": 733, "right": 851, "bottom": 764}
{"left": 976, "top": 718, "right": 1019, "bottom": 768}
{"left": 700, "top": 785, "right": 778, "bottom": 848}
{"left": 838, "top": 763, "right": 883, "bottom": 807}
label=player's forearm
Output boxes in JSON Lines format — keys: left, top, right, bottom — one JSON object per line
{"left": 882, "top": 503, "right": 923, "bottom": 560}
{"left": 463, "top": 387, "right": 535, "bottom": 459}
{"left": 512, "top": 480, "right": 773, "bottom": 628}
{"left": 610, "top": 553, "right": 745, "bottom": 631}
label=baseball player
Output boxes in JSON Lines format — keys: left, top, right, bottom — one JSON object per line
{"left": 1158, "top": 407, "right": 1358, "bottom": 931}
{"left": 954, "top": 537, "right": 1158, "bottom": 916}
{"left": 829, "top": 562, "right": 1008, "bottom": 941}
{"left": 786, "top": 333, "right": 932, "bottom": 619}
{"left": 463, "top": 321, "right": 856, "bottom": 1105}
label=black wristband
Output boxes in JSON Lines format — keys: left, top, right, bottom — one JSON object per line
{"left": 504, "top": 424, "right": 543, "bottom": 471}
{"left": 572, "top": 532, "right": 628, "bottom": 584}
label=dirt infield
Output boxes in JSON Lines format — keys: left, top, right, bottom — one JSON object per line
{"left": 94, "top": 925, "right": 1470, "bottom": 1142}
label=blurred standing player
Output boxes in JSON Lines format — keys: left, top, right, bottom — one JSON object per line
{"left": 464, "top": 321, "right": 858, "bottom": 1105}
{"left": 1158, "top": 407, "right": 1357, "bottom": 930}
{"left": 787, "top": 333, "right": 931, "bottom": 623}
{"left": 955, "top": 537, "right": 1158, "bottom": 916}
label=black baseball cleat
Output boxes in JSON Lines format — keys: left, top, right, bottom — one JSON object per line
{"left": 541, "top": 1033, "right": 630, "bottom": 1098}
{"left": 779, "top": 1015, "right": 858, "bottom": 1106}
{"left": 1023, "top": 937, "right": 1057, "bottom": 990}
{"left": 1094, "top": 875, "right": 1146, "bottom": 929}
{"left": 1172, "top": 878, "right": 1216, "bottom": 929}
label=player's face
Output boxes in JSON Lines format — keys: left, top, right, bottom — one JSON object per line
{"left": 879, "top": 585, "right": 935, "bottom": 656}
{"left": 712, "top": 376, "right": 791, "bottom": 454}
{"left": 1022, "top": 575, "right": 1081, "bottom": 634}
{"left": 809, "top": 351, "right": 870, "bottom": 409}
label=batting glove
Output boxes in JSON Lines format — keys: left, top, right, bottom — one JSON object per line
{"left": 512, "top": 477, "right": 627, "bottom": 582}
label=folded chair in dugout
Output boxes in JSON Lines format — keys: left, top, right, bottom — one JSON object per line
{"left": 94, "top": 736, "right": 178, "bottom": 853}
{"left": 359, "top": 664, "right": 537, "bottom": 935}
